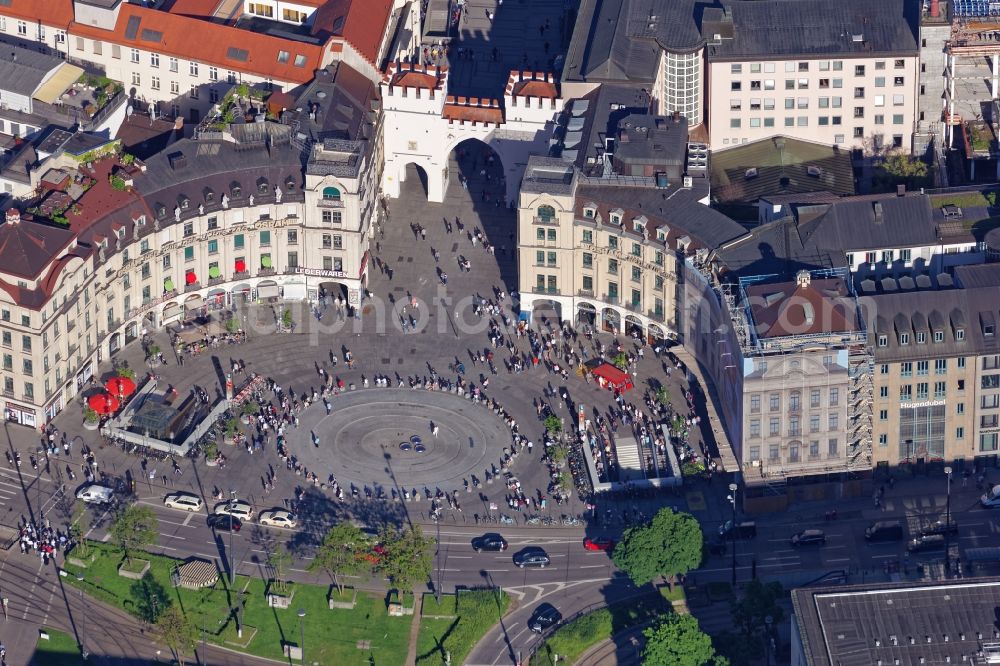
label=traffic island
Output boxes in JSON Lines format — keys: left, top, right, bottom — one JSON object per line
{"left": 416, "top": 589, "right": 510, "bottom": 666}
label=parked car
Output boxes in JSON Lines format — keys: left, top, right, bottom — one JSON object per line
{"left": 718, "top": 520, "right": 757, "bottom": 540}
{"left": 583, "top": 537, "right": 615, "bottom": 552}
{"left": 528, "top": 603, "right": 562, "bottom": 633}
{"left": 208, "top": 514, "right": 242, "bottom": 532}
{"left": 514, "top": 548, "right": 551, "bottom": 568}
{"left": 163, "top": 492, "right": 203, "bottom": 512}
{"left": 919, "top": 519, "right": 958, "bottom": 537}
{"left": 259, "top": 509, "right": 297, "bottom": 529}
{"left": 907, "top": 534, "right": 946, "bottom": 553}
{"left": 790, "top": 529, "right": 826, "bottom": 547}
{"left": 864, "top": 520, "right": 904, "bottom": 542}
{"left": 471, "top": 533, "right": 508, "bottom": 552}
{"left": 76, "top": 484, "right": 114, "bottom": 505}
{"left": 214, "top": 499, "right": 254, "bottom": 520}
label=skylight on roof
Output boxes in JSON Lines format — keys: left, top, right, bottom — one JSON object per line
{"left": 140, "top": 29, "right": 163, "bottom": 43}
{"left": 227, "top": 47, "right": 249, "bottom": 62}
{"left": 125, "top": 15, "right": 141, "bottom": 40}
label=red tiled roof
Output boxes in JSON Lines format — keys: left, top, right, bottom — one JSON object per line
{"left": 511, "top": 79, "right": 558, "bottom": 99}
{"left": 745, "top": 277, "right": 858, "bottom": 339}
{"left": 392, "top": 70, "right": 441, "bottom": 90}
{"left": 311, "top": 0, "right": 392, "bottom": 65}
{"left": 66, "top": 159, "right": 140, "bottom": 233}
{"left": 69, "top": 4, "right": 323, "bottom": 85}
{"left": 164, "top": 0, "right": 225, "bottom": 19}
{"left": 443, "top": 104, "right": 504, "bottom": 124}
{"left": 0, "top": 0, "right": 74, "bottom": 28}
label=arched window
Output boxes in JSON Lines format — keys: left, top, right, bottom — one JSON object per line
{"left": 322, "top": 186, "right": 341, "bottom": 201}
{"left": 537, "top": 205, "right": 555, "bottom": 222}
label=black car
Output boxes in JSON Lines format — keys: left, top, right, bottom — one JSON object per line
{"left": 208, "top": 514, "right": 242, "bottom": 532}
{"left": 790, "top": 529, "right": 826, "bottom": 547}
{"left": 472, "top": 533, "right": 508, "bottom": 552}
{"left": 514, "top": 548, "right": 551, "bottom": 568}
{"left": 919, "top": 520, "right": 959, "bottom": 537}
{"left": 907, "top": 534, "right": 946, "bottom": 553}
{"left": 529, "top": 603, "right": 562, "bottom": 633}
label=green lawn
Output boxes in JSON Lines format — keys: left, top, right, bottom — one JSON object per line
{"left": 30, "top": 628, "right": 91, "bottom": 666}
{"left": 415, "top": 589, "right": 509, "bottom": 665}
{"left": 529, "top": 595, "right": 668, "bottom": 666}
{"left": 930, "top": 192, "right": 990, "bottom": 209}
{"left": 63, "top": 541, "right": 411, "bottom": 665}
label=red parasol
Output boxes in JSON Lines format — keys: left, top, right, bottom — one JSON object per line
{"left": 235, "top": 259, "right": 246, "bottom": 273}
{"left": 185, "top": 271, "right": 197, "bottom": 285}
{"left": 106, "top": 375, "right": 136, "bottom": 398}
{"left": 87, "top": 392, "right": 120, "bottom": 415}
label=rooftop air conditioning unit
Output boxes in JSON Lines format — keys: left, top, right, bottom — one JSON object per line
{"left": 683, "top": 175, "right": 693, "bottom": 188}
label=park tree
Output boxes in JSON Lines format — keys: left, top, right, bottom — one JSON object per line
{"left": 876, "top": 150, "right": 929, "bottom": 190}
{"left": 156, "top": 605, "right": 198, "bottom": 666}
{"left": 110, "top": 505, "right": 157, "bottom": 565}
{"left": 731, "top": 579, "right": 785, "bottom": 638}
{"left": 377, "top": 524, "right": 434, "bottom": 594}
{"left": 308, "top": 523, "right": 372, "bottom": 594}
{"left": 612, "top": 507, "right": 702, "bottom": 588}
{"left": 642, "top": 613, "right": 726, "bottom": 666}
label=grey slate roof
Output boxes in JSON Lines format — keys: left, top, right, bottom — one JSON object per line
{"left": 0, "top": 43, "right": 63, "bottom": 98}
{"left": 793, "top": 580, "right": 1000, "bottom": 666}
{"left": 614, "top": 113, "right": 688, "bottom": 166}
{"left": 710, "top": 136, "right": 855, "bottom": 204}
{"left": 717, "top": 194, "right": 971, "bottom": 278}
{"left": 0, "top": 215, "right": 75, "bottom": 280}
{"left": 575, "top": 184, "right": 747, "bottom": 250}
{"left": 134, "top": 137, "right": 306, "bottom": 226}
{"left": 864, "top": 285, "right": 1000, "bottom": 363}
{"left": 564, "top": 0, "right": 918, "bottom": 85}
{"left": 708, "top": 0, "right": 919, "bottom": 60}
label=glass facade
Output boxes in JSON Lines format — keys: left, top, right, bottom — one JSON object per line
{"left": 663, "top": 49, "right": 702, "bottom": 127}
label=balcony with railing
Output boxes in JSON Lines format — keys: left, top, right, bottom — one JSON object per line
{"left": 257, "top": 268, "right": 276, "bottom": 277}
{"left": 318, "top": 198, "right": 345, "bottom": 208}
{"left": 577, "top": 289, "right": 595, "bottom": 298}
{"left": 647, "top": 309, "right": 665, "bottom": 322}
{"left": 602, "top": 294, "right": 619, "bottom": 305}
{"left": 184, "top": 282, "right": 201, "bottom": 293}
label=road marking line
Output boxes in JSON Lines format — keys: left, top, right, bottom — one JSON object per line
{"left": 825, "top": 558, "right": 851, "bottom": 562}
{"left": 579, "top": 564, "right": 606, "bottom": 569}
{"left": 182, "top": 513, "right": 194, "bottom": 527}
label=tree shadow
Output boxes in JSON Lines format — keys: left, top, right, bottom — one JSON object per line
{"left": 130, "top": 571, "right": 171, "bottom": 624}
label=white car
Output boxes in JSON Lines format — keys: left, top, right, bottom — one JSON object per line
{"left": 163, "top": 492, "right": 203, "bottom": 512}
{"left": 214, "top": 499, "right": 254, "bottom": 520}
{"left": 76, "top": 484, "right": 114, "bottom": 504}
{"left": 259, "top": 509, "right": 298, "bottom": 529}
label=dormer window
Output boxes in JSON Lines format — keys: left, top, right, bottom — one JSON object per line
{"left": 231, "top": 183, "right": 242, "bottom": 199}
{"left": 537, "top": 205, "right": 555, "bottom": 222}
{"left": 934, "top": 330, "right": 944, "bottom": 343}
{"left": 204, "top": 189, "right": 215, "bottom": 203}
{"left": 156, "top": 205, "right": 167, "bottom": 217}
{"left": 258, "top": 180, "right": 269, "bottom": 194}
{"left": 986, "top": 325, "right": 996, "bottom": 337}
{"left": 180, "top": 197, "right": 190, "bottom": 210}
{"left": 656, "top": 230, "right": 667, "bottom": 242}
{"left": 583, "top": 205, "right": 596, "bottom": 219}
{"left": 322, "top": 186, "right": 341, "bottom": 201}
{"left": 877, "top": 334, "right": 888, "bottom": 347}
{"left": 956, "top": 328, "right": 965, "bottom": 341}
{"left": 135, "top": 215, "right": 146, "bottom": 226}
{"left": 285, "top": 176, "right": 296, "bottom": 190}
{"left": 916, "top": 332, "right": 926, "bottom": 344}
{"left": 899, "top": 332, "right": 909, "bottom": 345}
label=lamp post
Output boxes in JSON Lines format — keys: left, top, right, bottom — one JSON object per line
{"left": 728, "top": 482, "right": 738, "bottom": 587}
{"left": 764, "top": 614, "right": 774, "bottom": 665}
{"left": 76, "top": 573, "right": 88, "bottom": 660}
{"left": 297, "top": 608, "right": 306, "bottom": 664}
{"left": 944, "top": 466, "right": 953, "bottom": 575}
{"left": 229, "top": 489, "right": 236, "bottom": 586}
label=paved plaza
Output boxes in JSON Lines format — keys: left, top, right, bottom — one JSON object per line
{"left": 290, "top": 389, "right": 513, "bottom": 491}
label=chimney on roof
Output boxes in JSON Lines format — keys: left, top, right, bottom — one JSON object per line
{"left": 795, "top": 270, "right": 811, "bottom": 289}
{"left": 874, "top": 201, "right": 884, "bottom": 224}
